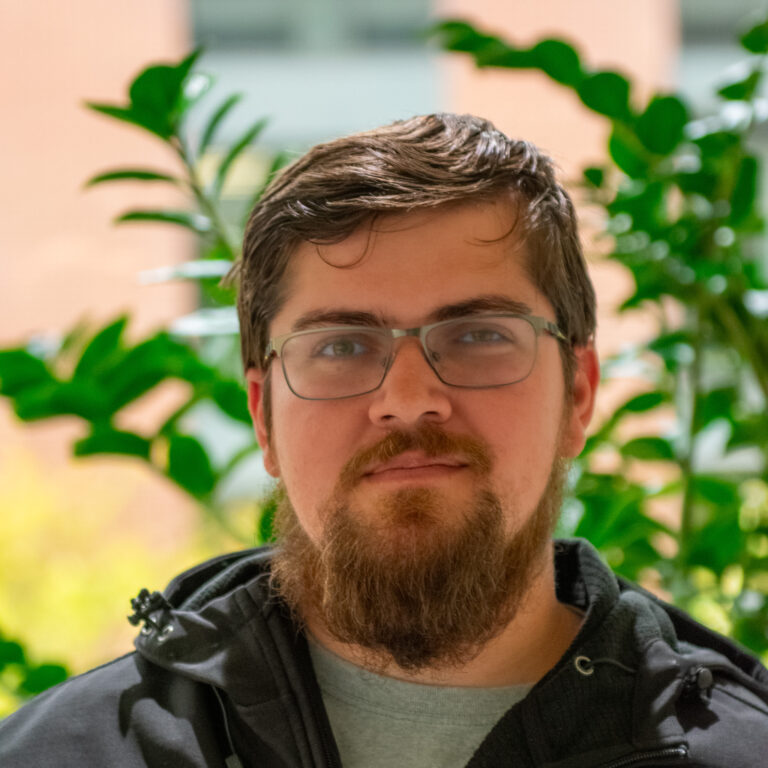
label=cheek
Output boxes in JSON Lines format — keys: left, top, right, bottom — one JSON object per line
{"left": 476, "top": 382, "right": 565, "bottom": 503}
{"left": 270, "top": 392, "right": 360, "bottom": 540}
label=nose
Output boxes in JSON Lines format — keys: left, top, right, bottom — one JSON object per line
{"left": 367, "top": 338, "right": 453, "bottom": 428}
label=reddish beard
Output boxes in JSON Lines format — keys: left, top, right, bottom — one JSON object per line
{"left": 270, "top": 424, "right": 567, "bottom": 672}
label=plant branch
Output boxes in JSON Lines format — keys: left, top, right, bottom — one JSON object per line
{"left": 676, "top": 309, "right": 703, "bottom": 575}
{"left": 172, "top": 137, "right": 239, "bottom": 258}
{"left": 710, "top": 297, "right": 768, "bottom": 405}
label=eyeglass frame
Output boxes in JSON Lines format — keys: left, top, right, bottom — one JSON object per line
{"left": 263, "top": 313, "right": 569, "bottom": 401}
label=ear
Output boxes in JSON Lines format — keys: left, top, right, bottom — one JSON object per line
{"left": 560, "top": 343, "right": 599, "bottom": 458}
{"left": 245, "top": 367, "right": 280, "bottom": 478}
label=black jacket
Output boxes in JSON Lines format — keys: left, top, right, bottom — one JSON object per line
{"left": 1, "top": 540, "right": 767, "bottom": 767}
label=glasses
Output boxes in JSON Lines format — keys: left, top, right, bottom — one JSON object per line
{"left": 264, "top": 313, "right": 567, "bottom": 401}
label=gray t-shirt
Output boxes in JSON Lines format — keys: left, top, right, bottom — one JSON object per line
{"left": 308, "top": 638, "right": 532, "bottom": 768}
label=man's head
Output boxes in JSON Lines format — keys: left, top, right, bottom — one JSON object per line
{"left": 232, "top": 113, "right": 599, "bottom": 670}
{"left": 234, "top": 113, "right": 595, "bottom": 389}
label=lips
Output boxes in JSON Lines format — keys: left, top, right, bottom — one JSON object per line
{"left": 364, "top": 451, "right": 468, "bottom": 477}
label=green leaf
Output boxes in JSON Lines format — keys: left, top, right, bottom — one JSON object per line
{"left": 212, "top": 380, "right": 251, "bottom": 423}
{"left": 695, "top": 476, "right": 741, "bottom": 506}
{"left": 684, "top": 505, "right": 743, "bottom": 574}
{"left": 213, "top": 118, "right": 268, "bottom": 198}
{"left": 128, "top": 50, "right": 202, "bottom": 134}
{"left": 74, "top": 316, "right": 127, "bottom": 379}
{"left": 115, "top": 209, "right": 212, "bottom": 234}
{"left": 85, "top": 168, "right": 179, "bottom": 187}
{"left": 616, "top": 391, "right": 668, "bottom": 414}
{"left": 698, "top": 387, "right": 736, "bottom": 427}
{"left": 74, "top": 428, "right": 151, "bottom": 460}
{"left": 577, "top": 71, "right": 631, "bottom": 119}
{"left": 86, "top": 51, "right": 201, "bottom": 140}
{"left": 104, "top": 333, "right": 198, "bottom": 411}
{"left": 620, "top": 436, "right": 675, "bottom": 461}
{"left": 740, "top": 17, "right": 768, "bottom": 53}
{"left": 85, "top": 103, "right": 171, "bottom": 139}
{"left": 582, "top": 166, "right": 604, "bottom": 188}
{"left": 694, "top": 130, "right": 741, "bottom": 156}
{"left": 607, "top": 179, "right": 665, "bottom": 231}
{"left": 635, "top": 96, "right": 688, "bottom": 154}
{"left": 14, "top": 381, "right": 112, "bottom": 422}
{"left": 19, "top": 663, "right": 69, "bottom": 695}
{"left": 717, "top": 70, "right": 761, "bottom": 101}
{"left": 0, "top": 349, "right": 55, "bottom": 397}
{"left": 608, "top": 127, "right": 648, "bottom": 178}
{"left": 429, "top": 20, "right": 501, "bottom": 55}
{"left": 730, "top": 155, "right": 758, "bottom": 225}
{"left": 167, "top": 434, "right": 216, "bottom": 498}
{"left": 477, "top": 45, "right": 536, "bottom": 69}
{"left": 531, "top": 39, "right": 583, "bottom": 86}
{"left": 0, "top": 639, "right": 26, "bottom": 667}
{"left": 728, "top": 414, "right": 766, "bottom": 449}
{"left": 199, "top": 93, "right": 243, "bottom": 156}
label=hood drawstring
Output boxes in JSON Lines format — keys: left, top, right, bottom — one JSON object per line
{"left": 574, "top": 655, "right": 637, "bottom": 677}
{"left": 128, "top": 588, "right": 172, "bottom": 632}
{"left": 682, "top": 665, "right": 715, "bottom": 703}
{"left": 576, "top": 655, "right": 717, "bottom": 709}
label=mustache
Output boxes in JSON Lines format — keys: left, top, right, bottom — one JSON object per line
{"left": 338, "top": 423, "right": 493, "bottom": 491}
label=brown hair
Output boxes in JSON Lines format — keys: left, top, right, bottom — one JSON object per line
{"left": 230, "top": 113, "right": 595, "bottom": 384}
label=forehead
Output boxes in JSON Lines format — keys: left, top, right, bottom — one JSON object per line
{"left": 272, "top": 200, "right": 548, "bottom": 332}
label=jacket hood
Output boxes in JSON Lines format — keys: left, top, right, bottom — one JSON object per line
{"left": 132, "top": 548, "right": 295, "bottom": 704}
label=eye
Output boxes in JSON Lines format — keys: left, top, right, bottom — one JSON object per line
{"left": 311, "top": 334, "right": 374, "bottom": 359}
{"left": 456, "top": 328, "right": 513, "bottom": 344}
{"left": 452, "top": 324, "right": 518, "bottom": 346}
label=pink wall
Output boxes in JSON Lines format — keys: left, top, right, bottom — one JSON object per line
{"left": 0, "top": 0, "right": 193, "bottom": 344}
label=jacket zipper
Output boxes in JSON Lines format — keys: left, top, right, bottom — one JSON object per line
{"left": 599, "top": 745, "right": 688, "bottom": 768}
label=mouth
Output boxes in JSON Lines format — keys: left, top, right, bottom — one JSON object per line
{"left": 362, "top": 452, "right": 469, "bottom": 483}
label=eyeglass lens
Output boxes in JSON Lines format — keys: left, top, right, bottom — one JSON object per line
{"left": 279, "top": 315, "right": 540, "bottom": 400}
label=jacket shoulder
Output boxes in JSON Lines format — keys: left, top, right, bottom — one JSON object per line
{"left": 0, "top": 651, "right": 223, "bottom": 767}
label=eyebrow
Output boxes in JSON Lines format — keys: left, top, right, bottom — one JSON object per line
{"left": 292, "top": 309, "right": 387, "bottom": 332}
{"left": 429, "top": 295, "right": 532, "bottom": 322}
{"left": 291, "top": 294, "right": 533, "bottom": 332}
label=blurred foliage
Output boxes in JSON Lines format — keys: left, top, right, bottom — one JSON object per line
{"left": 0, "top": 50, "right": 283, "bottom": 710}
{"left": 0, "top": 628, "right": 68, "bottom": 715}
{"left": 0, "top": 50, "right": 285, "bottom": 538}
{"left": 433, "top": 17, "right": 768, "bottom": 655}
{"left": 0, "top": 444, "right": 257, "bottom": 719}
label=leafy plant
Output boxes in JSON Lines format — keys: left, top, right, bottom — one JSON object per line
{"left": 0, "top": 51, "right": 287, "bottom": 542}
{"left": 433, "top": 18, "right": 768, "bottom": 654}
{"left": 0, "top": 629, "right": 68, "bottom": 714}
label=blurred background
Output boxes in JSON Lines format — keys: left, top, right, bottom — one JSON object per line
{"left": 2, "top": 0, "right": 768, "bottom": 713}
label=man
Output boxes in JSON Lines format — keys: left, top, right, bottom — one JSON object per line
{"left": 1, "top": 113, "right": 767, "bottom": 767}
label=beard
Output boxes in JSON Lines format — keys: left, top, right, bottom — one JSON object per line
{"left": 270, "top": 423, "right": 568, "bottom": 673}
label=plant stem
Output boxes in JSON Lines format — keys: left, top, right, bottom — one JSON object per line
{"left": 172, "top": 137, "right": 239, "bottom": 259}
{"left": 710, "top": 297, "right": 768, "bottom": 406}
{"left": 677, "top": 309, "right": 703, "bottom": 575}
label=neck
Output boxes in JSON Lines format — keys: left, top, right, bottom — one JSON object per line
{"left": 305, "top": 548, "right": 582, "bottom": 687}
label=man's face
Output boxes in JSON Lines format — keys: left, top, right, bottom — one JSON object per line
{"left": 248, "top": 200, "right": 596, "bottom": 543}
{"left": 246, "top": 199, "right": 597, "bottom": 668}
